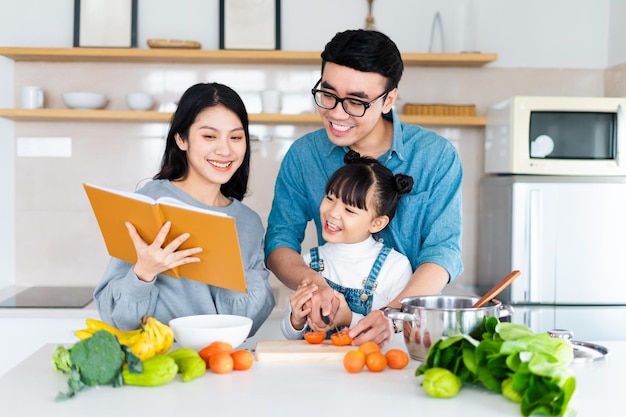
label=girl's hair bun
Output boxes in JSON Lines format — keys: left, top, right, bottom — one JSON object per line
{"left": 344, "top": 149, "right": 362, "bottom": 164}
{"left": 394, "top": 174, "right": 414, "bottom": 194}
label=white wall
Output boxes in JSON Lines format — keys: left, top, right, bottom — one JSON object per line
{"left": 608, "top": 0, "right": 626, "bottom": 67}
{"left": 0, "top": 0, "right": 619, "bottom": 68}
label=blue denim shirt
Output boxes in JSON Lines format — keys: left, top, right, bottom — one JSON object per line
{"left": 265, "top": 110, "right": 464, "bottom": 282}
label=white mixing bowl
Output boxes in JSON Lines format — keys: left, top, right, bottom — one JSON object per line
{"left": 62, "top": 92, "right": 108, "bottom": 109}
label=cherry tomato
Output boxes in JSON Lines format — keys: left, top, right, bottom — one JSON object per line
{"left": 330, "top": 329, "right": 353, "bottom": 346}
{"left": 304, "top": 331, "right": 327, "bottom": 344}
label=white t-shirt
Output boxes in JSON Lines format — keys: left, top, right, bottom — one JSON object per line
{"left": 280, "top": 236, "right": 413, "bottom": 339}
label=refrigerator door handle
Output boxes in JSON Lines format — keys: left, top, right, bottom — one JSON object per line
{"left": 527, "top": 188, "right": 542, "bottom": 302}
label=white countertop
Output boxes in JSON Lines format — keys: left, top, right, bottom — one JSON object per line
{"left": 0, "top": 313, "right": 621, "bottom": 416}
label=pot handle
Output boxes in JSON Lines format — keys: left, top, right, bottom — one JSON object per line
{"left": 497, "top": 303, "right": 515, "bottom": 319}
{"left": 382, "top": 307, "right": 419, "bottom": 324}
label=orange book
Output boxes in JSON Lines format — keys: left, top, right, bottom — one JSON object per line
{"left": 83, "top": 183, "right": 246, "bottom": 293}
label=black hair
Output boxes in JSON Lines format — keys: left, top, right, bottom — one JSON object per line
{"left": 154, "top": 82, "right": 251, "bottom": 201}
{"left": 325, "top": 150, "right": 413, "bottom": 222}
{"left": 320, "top": 29, "right": 404, "bottom": 91}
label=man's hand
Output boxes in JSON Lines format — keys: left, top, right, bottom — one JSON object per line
{"left": 267, "top": 247, "right": 341, "bottom": 327}
{"left": 305, "top": 280, "right": 340, "bottom": 329}
{"left": 348, "top": 309, "right": 394, "bottom": 347}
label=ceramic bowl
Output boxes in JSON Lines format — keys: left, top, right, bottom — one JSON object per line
{"left": 62, "top": 92, "right": 108, "bottom": 109}
{"left": 168, "top": 314, "right": 252, "bottom": 351}
{"left": 126, "top": 92, "right": 155, "bottom": 111}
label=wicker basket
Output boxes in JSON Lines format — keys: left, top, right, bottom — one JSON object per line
{"left": 403, "top": 103, "right": 476, "bottom": 117}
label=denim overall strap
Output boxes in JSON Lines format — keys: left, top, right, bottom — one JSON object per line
{"left": 361, "top": 245, "right": 392, "bottom": 302}
{"left": 319, "top": 245, "right": 392, "bottom": 317}
{"left": 308, "top": 247, "right": 324, "bottom": 272}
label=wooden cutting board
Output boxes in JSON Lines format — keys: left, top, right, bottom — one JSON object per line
{"left": 254, "top": 340, "right": 354, "bottom": 362}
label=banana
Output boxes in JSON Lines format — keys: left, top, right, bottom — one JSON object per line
{"left": 115, "top": 328, "right": 143, "bottom": 346}
{"left": 85, "top": 318, "right": 124, "bottom": 336}
{"left": 74, "top": 329, "right": 95, "bottom": 340}
{"left": 73, "top": 315, "right": 175, "bottom": 361}
{"left": 149, "top": 317, "right": 174, "bottom": 355}
{"left": 129, "top": 333, "right": 159, "bottom": 361}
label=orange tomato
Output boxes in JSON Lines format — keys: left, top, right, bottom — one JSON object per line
{"left": 330, "top": 329, "right": 353, "bottom": 346}
{"left": 358, "top": 341, "right": 381, "bottom": 356}
{"left": 231, "top": 349, "right": 254, "bottom": 371}
{"left": 385, "top": 349, "right": 409, "bottom": 370}
{"left": 365, "top": 351, "right": 387, "bottom": 372}
{"left": 303, "top": 331, "right": 326, "bottom": 344}
{"left": 343, "top": 350, "right": 366, "bottom": 373}
{"left": 209, "top": 351, "right": 234, "bottom": 374}
{"left": 199, "top": 341, "right": 234, "bottom": 368}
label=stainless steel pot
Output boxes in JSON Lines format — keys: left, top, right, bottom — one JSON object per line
{"left": 384, "top": 295, "right": 514, "bottom": 361}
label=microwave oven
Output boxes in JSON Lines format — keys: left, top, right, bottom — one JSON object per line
{"left": 485, "top": 96, "right": 626, "bottom": 176}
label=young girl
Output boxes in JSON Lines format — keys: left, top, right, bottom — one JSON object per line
{"left": 280, "top": 150, "right": 414, "bottom": 340}
{"left": 94, "top": 83, "right": 275, "bottom": 336}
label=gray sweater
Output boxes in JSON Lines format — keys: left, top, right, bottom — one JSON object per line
{"left": 93, "top": 180, "right": 275, "bottom": 336}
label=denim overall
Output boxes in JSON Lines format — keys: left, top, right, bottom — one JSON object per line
{"left": 308, "top": 245, "right": 391, "bottom": 319}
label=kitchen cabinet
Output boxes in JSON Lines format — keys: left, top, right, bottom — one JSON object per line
{"left": 0, "top": 47, "right": 495, "bottom": 127}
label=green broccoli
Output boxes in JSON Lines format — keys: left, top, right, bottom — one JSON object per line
{"left": 52, "top": 330, "right": 140, "bottom": 400}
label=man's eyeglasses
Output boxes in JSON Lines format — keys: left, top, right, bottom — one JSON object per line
{"left": 311, "top": 79, "right": 389, "bottom": 117}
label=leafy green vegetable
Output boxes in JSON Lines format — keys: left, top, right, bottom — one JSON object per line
{"left": 415, "top": 319, "right": 576, "bottom": 417}
{"left": 53, "top": 330, "right": 141, "bottom": 401}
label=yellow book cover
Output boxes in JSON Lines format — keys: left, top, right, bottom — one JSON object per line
{"left": 83, "top": 183, "right": 246, "bottom": 293}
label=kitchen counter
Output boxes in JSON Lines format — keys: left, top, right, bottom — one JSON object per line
{"left": 0, "top": 317, "right": 620, "bottom": 416}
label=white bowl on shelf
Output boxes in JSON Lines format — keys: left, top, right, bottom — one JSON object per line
{"left": 168, "top": 314, "right": 252, "bottom": 351}
{"left": 62, "top": 92, "right": 108, "bottom": 110}
{"left": 126, "top": 92, "right": 155, "bottom": 111}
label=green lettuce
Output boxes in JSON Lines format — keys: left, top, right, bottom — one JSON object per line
{"left": 415, "top": 320, "right": 576, "bottom": 417}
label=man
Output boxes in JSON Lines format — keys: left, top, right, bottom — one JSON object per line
{"left": 265, "top": 29, "right": 463, "bottom": 346}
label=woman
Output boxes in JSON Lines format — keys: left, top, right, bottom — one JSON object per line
{"left": 94, "top": 83, "right": 275, "bottom": 336}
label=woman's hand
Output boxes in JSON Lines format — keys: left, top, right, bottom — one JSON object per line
{"left": 288, "top": 280, "right": 318, "bottom": 330}
{"left": 126, "top": 221, "right": 202, "bottom": 282}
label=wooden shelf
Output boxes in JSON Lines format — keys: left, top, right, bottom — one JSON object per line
{"left": 0, "top": 47, "right": 497, "bottom": 67}
{"left": 0, "top": 109, "right": 486, "bottom": 126}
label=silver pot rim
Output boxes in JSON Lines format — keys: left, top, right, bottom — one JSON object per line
{"left": 397, "top": 295, "right": 502, "bottom": 311}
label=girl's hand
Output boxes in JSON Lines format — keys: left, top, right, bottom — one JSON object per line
{"left": 126, "top": 221, "right": 202, "bottom": 282}
{"left": 289, "top": 280, "right": 318, "bottom": 330}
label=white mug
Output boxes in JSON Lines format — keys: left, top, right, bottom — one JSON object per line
{"left": 260, "top": 90, "right": 282, "bottom": 113}
{"left": 21, "top": 86, "right": 44, "bottom": 109}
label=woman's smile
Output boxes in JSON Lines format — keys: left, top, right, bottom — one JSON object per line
{"left": 208, "top": 159, "right": 233, "bottom": 170}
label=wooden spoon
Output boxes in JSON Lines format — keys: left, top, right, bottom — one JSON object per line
{"left": 472, "top": 270, "right": 521, "bottom": 308}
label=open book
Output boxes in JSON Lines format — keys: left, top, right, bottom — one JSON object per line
{"left": 83, "top": 183, "right": 246, "bottom": 292}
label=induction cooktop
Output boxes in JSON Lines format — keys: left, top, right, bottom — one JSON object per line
{"left": 0, "top": 286, "right": 95, "bottom": 308}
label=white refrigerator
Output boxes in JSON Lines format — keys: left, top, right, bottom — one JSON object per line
{"left": 478, "top": 175, "right": 626, "bottom": 341}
